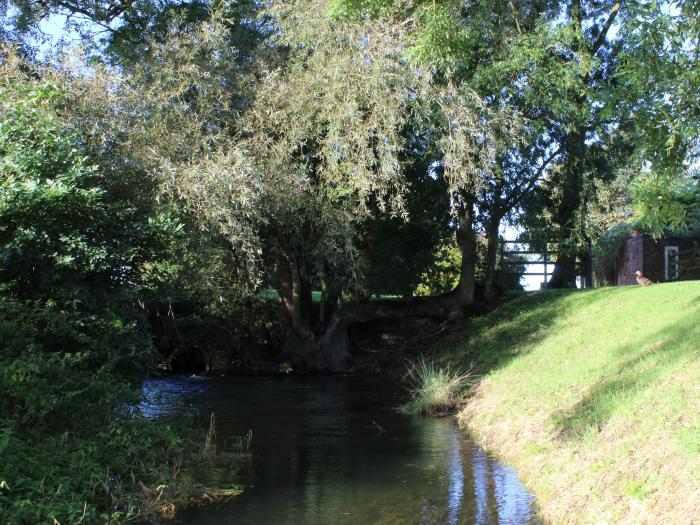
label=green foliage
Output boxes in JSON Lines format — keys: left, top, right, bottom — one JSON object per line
{"left": 617, "top": 1, "right": 699, "bottom": 163}
{"left": 148, "top": 1, "right": 519, "bottom": 313}
{"left": 104, "top": 0, "right": 263, "bottom": 67}
{"left": 0, "top": 56, "right": 207, "bottom": 524}
{"left": 327, "top": 0, "right": 393, "bottom": 18}
{"left": 585, "top": 166, "right": 636, "bottom": 240}
{"left": 631, "top": 173, "right": 699, "bottom": 237}
{"left": 614, "top": 1, "right": 699, "bottom": 233}
{"left": 1, "top": 79, "right": 108, "bottom": 300}
{"left": 0, "top": 297, "right": 187, "bottom": 524}
{"left": 405, "top": 1, "right": 472, "bottom": 72}
{"left": 330, "top": 0, "right": 493, "bottom": 74}
{"left": 359, "top": 159, "right": 452, "bottom": 298}
{"left": 0, "top": 298, "right": 147, "bottom": 429}
{"left": 400, "top": 357, "right": 471, "bottom": 416}
{"left": 0, "top": 61, "right": 182, "bottom": 303}
{"left": 414, "top": 243, "right": 461, "bottom": 296}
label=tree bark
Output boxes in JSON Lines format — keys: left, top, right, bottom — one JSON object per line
{"left": 550, "top": 0, "right": 618, "bottom": 289}
{"left": 548, "top": 128, "right": 585, "bottom": 288}
{"left": 548, "top": 1, "right": 587, "bottom": 289}
{"left": 277, "top": 255, "right": 324, "bottom": 369}
{"left": 275, "top": 193, "right": 479, "bottom": 371}
{"left": 548, "top": 250, "right": 578, "bottom": 288}
{"left": 483, "top": 214, "right": 502, "bottom": 302}
{"left": 451, "top": 191, "right": 477, "bottom": 311}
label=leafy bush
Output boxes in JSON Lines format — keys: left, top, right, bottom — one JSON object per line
{"left": 414, "top": 244, "right": 461, "bottom": 296}
{"left": 0, "top": 295, "right": 195, "bottom": 524}
{"left": 0, "top": 56, "right": 204, "bottom": 524}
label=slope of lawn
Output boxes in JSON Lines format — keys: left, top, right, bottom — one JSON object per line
{"left": 439, "top": 282, "right": 700, "bottom": 524}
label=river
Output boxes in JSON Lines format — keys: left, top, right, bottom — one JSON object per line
{"left": 142, "top": 375, "right": 537, "bottom": 525}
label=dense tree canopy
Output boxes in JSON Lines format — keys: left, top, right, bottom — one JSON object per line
{"left": 331, "top": 0, "right": 699, "bottom": 284}
{"left": 0, "top": 0, "right": 696, "bottom": 363}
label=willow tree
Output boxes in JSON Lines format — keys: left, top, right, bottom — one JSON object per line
{"left": 125, "top": 2, "right": 514, "bottom": 368}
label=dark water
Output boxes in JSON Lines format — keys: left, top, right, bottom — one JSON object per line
{"left": 142, "top": 375, "right": 536, "bottom": 525}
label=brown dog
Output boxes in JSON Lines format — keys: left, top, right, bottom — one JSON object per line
{"left": 635, "top": 271, "right": 654, "bottom": 286}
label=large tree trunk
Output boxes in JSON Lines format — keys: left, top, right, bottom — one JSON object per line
{"left": 277, "top": 255, "right": 324, "bottom": 369}
{"left": 449, "top": 191, "right": 477, "bottom": 311}
{"left": 548, "top": 250, "right": 578, "bottom": 288}
{"left": 548, "top": 129, "right": 585, "bottom": 289}
{"left": 275, "top": 194, "right": 479, "bottom": 372}
{"left": 548, "top": 2, "right": 586, "bottom": 289}
{"left": 483, "top": 215, "right": 502, "bottom": 302}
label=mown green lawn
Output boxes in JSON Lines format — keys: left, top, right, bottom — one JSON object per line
{"left": 440, "top": 282, "right": 700, "bottom": 524}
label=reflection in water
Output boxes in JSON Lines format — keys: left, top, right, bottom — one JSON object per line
{"left": 446, "top": 428, "right": 464, "bottom": 525}
{"left": 473, "top": 449, "right": 496, "bottom": 525}
{"left": 143, "top": 375, "right": 535, "bottom": 525}
{"left": 492, "top": 461, "right": 534, "bottom": 524}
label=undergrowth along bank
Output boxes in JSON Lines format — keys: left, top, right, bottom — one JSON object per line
{"left": 400, "top": 357, "right": 472, "bottom": 415}
{"left": 437, "top": 282, "right": 700, "bottom": 524}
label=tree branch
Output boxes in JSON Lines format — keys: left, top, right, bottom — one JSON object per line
{"left": 591, "top": 1, "right": 623, "bottom": 56}
{"left": 54, "top": 0, "right": 135, "bottom": 24}
{"left": 505, "top": 145, "right": 564, "bottom": 209}
{"left": 509, "top": 0, "right": 523, "bottom": 35}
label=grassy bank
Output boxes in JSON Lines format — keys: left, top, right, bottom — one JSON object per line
{"left": 437, "top": 282, "right": 700, "bottom": 524}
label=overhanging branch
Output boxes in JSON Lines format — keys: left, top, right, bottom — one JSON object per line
{"left": 591, "top": 1, "right": 623, "bottom": 56}
{"left": 505, "top": 144, "right": 564, "bottom": 209}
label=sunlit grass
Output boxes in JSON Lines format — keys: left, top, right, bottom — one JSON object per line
{"left": 400, "top": 357, "right": 472, "bottom": 416}
{"left": 447, "top": 282, "right": 700, "bottom": 524}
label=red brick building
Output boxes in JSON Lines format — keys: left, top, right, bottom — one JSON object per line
{"left": 614, "top": 231, "right": 700, "bottom": 285}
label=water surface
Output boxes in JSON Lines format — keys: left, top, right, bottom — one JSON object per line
{"left": 143, "top": 375, "right": 536, "bottom": 525}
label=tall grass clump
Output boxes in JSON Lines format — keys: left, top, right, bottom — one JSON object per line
{"left": 401, "top": 357, "right": 472, "bottom": 416}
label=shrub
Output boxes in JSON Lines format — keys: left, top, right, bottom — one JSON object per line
{"left": 0, "top": 296, "right": 192, "bottom": 524}
{"left": 0, "top": 56, "right": 206, "bottom": 524}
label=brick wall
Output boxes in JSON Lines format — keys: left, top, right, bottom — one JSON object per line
{"left": 637, "top": 236, "right": 699, "bottom": 283}
{"left": 612, "top": 234, "right": 699, "bottom": 286}
{"left": 681, "top": 241, "right": 700, "bottom": 279}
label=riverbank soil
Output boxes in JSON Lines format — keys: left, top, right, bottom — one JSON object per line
{"left": 435, "top": 282, "right": 700, "bottom": 524}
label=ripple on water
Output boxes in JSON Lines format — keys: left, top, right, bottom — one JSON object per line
{"left": 142, "top": 375, "right": 536, "bottom": 525}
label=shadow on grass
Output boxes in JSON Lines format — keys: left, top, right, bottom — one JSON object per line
{"left": 437, "top": 287, "right": 631, "bottom": 375}
{"left": 550, "top": 312, "right": 699, "bottom": 441}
